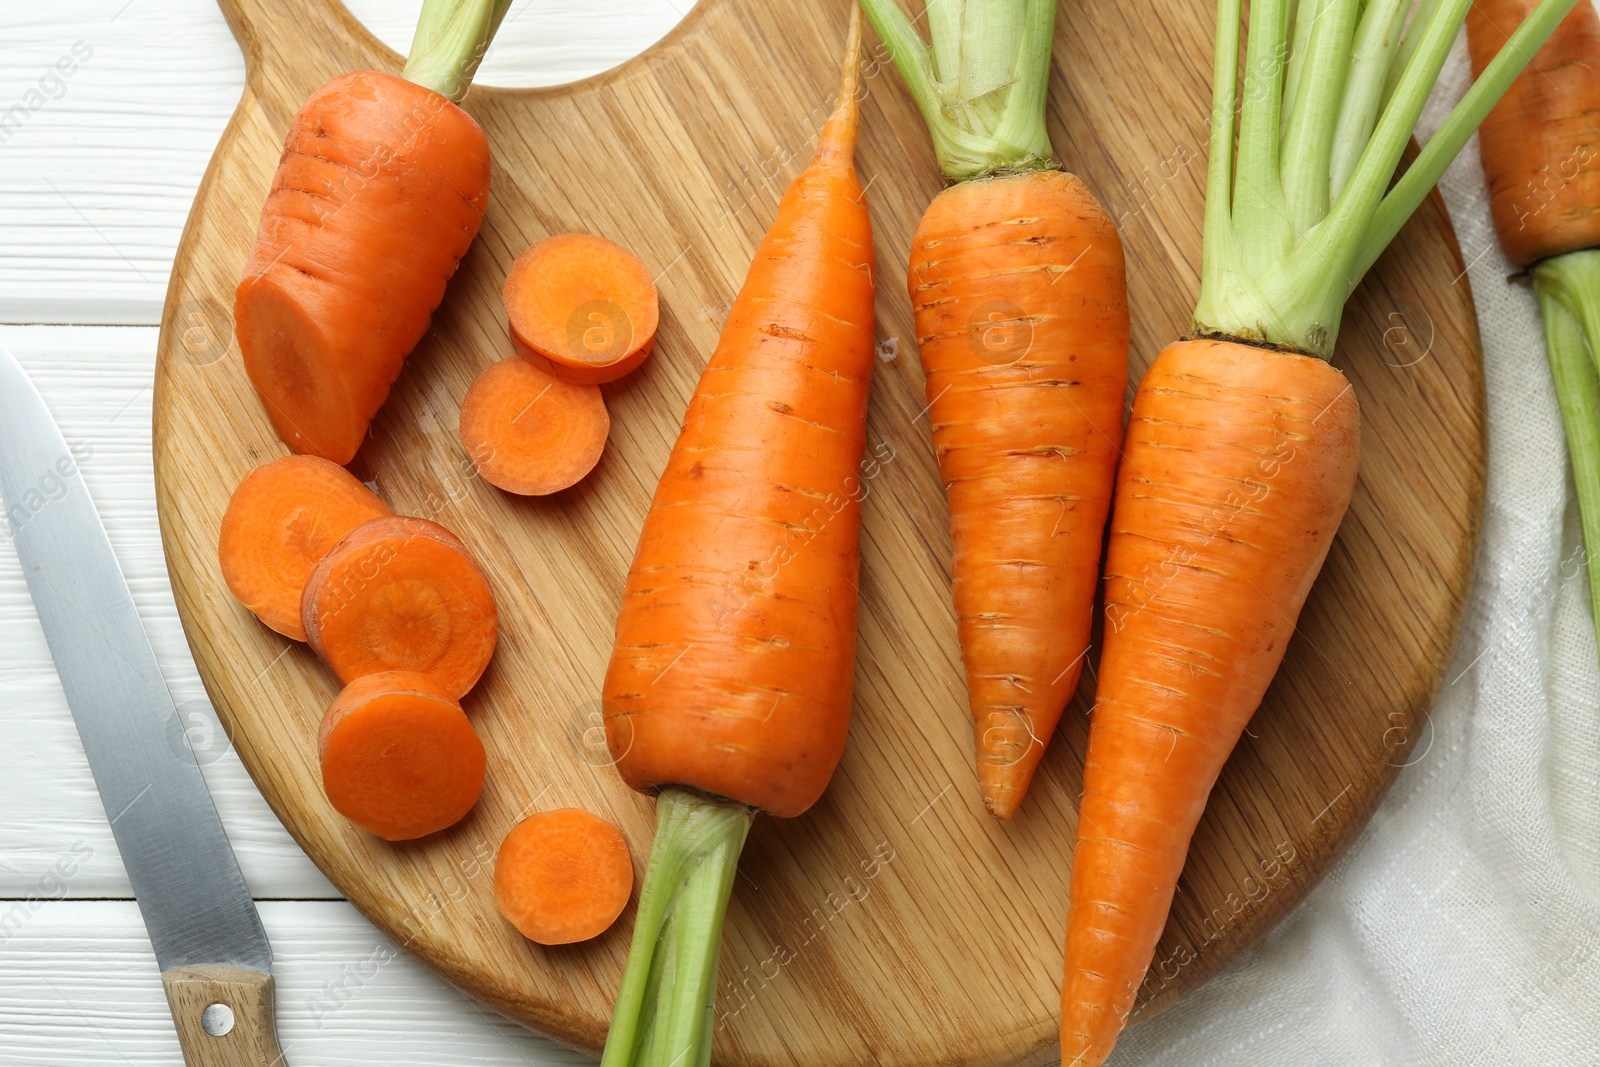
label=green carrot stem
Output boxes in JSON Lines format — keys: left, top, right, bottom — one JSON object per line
{"left": 1534, "top": 250, "right": 1600, "bottom": 635}
{"left": 1278, "top": 0, "right": 1359, "bottom": 233}
{"left": 857, "top": 0, "right": 1056, "bottom": 180}
{"left": 600, "top": 788, "right": 755, "bottom": 1067}
{"left": 1193, "top": 0, "right": 1579, "bottom": 358}
{"left": 1327, "top": 0, "right": 1409, "bottom": 200}
{"left": 402, "top": 0, "right": 514, "bottom": 103}
{"left": 1230, "top": 0, "right": 1291, "bottom": 272}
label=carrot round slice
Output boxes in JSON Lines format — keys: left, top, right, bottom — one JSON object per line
{"left": 302, "top": 516, "right": 498, "bottom": 699}
{"left": 459, "top": 355, "right": 609, "bottom": 496}
{"left": 318, "top": 670, "right": 486, "bottom": 840}
{"left": 503, "top": 233, "right": 659, "bottom": 384}
{"left": 493, "top": 808, "right": 633, "bottom": 945}
{"left": 218, "top": 454, "right": 391, "bottom": 642}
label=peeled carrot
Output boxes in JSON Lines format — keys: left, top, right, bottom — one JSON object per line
{"left": 218, "top": 454, "right": 391, "bottom": 641}
{"left": 235, "top": 1, "right": 510, "bottom": 465}
{"left": 494, "top": 809, "right": 633, "bottom": 945}
{"left": 459, "top": 355, "right": 609, "bottom": 495}
{"left": 1057, "top": 0, "right": 1577, "bottom": 1060}
{"left": 505, "top": 234, "right": 660, "bottom": 384}
{"left": 302, "top": 515, "right": 498, "bottom": 699}
{"left": 863, "top": 0, "right": 1129, "bottom": 819}
{"left": 1468, "top": 0, "right": 1600, "bottom": 266}
{"left": 599, "top": 15, "right": 872, "bottom": 1066}
{"left": 318, "top": 670, "right": 485, "bottom": 840}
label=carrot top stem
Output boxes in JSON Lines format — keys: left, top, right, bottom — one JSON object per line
{"left": 857, "top": 0, "right": 1056, "bottom": 180}
{"left": 1193, "top": 0, "right": 1579, "bottom": 358}
{"left": 1534, "top": 250, "right": 1600, "bottom": 631}
{"left": 600, "top": 789, "right": 755, "bottom": 1067}
{"left": 402, "top": 0, "right": 513, "bottom": 103}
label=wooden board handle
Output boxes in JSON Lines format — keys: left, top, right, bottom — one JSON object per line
{"left": 161, "top": 966, "right": 287, "bottom": 1067}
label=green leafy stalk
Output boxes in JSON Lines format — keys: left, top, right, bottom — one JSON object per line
{"left": 1193, "top": 0, "right": 1580, "bottom": 358}
{"left": 402, "top": 0, "right": 514, "bottom": 103}
{"left": 1327, "top": 0, "right": 1409, "bottom": 199}
{"left": 600, "top": 789, "right": 755, "bottom": 1067}
{"left": 1278, "top": 0, "right": 1359, "bottom": 233}
{"left": 1534, "top": 250, "right": 1600, "bottom": 634}
{"left": 858, "top": 0, "right": 1056, "bottom": 179}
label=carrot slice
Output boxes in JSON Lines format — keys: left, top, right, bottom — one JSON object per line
{"left": 493, "top": 808, "right": 633, "bottom": 945}
{"left": 302, "top": 516, "right": 498, "bottom": 698}
{"left": 218, "top": 454, "right": 391, "bottom": 642}
{"left": 459, "top": 355, "right": 609, "bottom": 496}
{"left": 503, "top": 233, "right": 659, "bottom": 384}
{"left": 318, "top": 670, "right": 486, "bottom": 840}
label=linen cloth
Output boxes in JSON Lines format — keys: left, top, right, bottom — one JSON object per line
{"left": 1113, "top": 25, "right": 1600, "bottom": 1067}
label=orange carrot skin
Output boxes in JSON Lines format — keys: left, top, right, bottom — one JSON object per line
{"left": 1061, "top": 339, "right": 1360, "bottom": 1065}
{"left": 601, "top": 115, "right": 874, "bottom": 820}
{"left": 1468, "top": 0, "right": 1600, "bottom": 266}
{"left": 236, "top": 71, "right": 490, "bottom": 464}
{"left": 910, "top": 170, "right": 1128, "bottom": 819}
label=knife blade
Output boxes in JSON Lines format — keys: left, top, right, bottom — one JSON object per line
{"left": 0, "top": 342, "right": 286, "bottom": 1066}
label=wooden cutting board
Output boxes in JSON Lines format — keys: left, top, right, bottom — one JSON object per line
{"left": 151, "top": 0, "right": 1485, "bottom": 1063}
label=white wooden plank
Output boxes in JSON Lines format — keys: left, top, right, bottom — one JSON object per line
{"left": 342, "top": 0, "right": 692, "bottom": 88}
{"left": 0, "top": 3, "right": 244, "bottom": 325}
{"left": 0, "top": 0, "right": 691, "bottom": 327}
{"left": 0, "top": 899, "right": 593, "bottom": 1065}
{"left": 0, "top": 323, "right": 338, "bottom": 900}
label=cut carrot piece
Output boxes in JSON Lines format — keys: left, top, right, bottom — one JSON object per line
{"left": 459, "top": 355, "right": 609, "bottom": 496}
{"left": 318, "top": 670, "right": 485, "bottom": 840}
{"left": 236, "top": 70, "right": 492, "bottom": 464}
{"left": 494, "top": 808, "right": 633, "bottom": 945}
{"left": 503, "top": 233, "right": 659, "bottom": 384}
{"left": 218, "top": 454, "right": 391, "bottom": 642}
{"left": 302, "top": 516, "right": 498, "bottom": 698}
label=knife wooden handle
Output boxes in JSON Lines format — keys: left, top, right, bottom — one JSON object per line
{"left": 161, "top": 965, "right": 287, "bottom": 1067}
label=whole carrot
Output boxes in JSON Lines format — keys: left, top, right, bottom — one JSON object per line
{"left": 1059, "top": 0, "right": 1580, "bottom": 1061}
{"left": 599, "top": 14, "right": 873, "bottom": 1066}
{"left": 235, "top": 0, "right": 510, "bottom": 464}
{"left": 861, "top": 0, "right": 1129, "bottom": 819}
{"left": 1467, "top": 0, "right": 1600, "bottom": 638}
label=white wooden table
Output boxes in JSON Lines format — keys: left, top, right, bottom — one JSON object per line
{"left": 0, "top": 3, "right": 688, "bottom": 1062}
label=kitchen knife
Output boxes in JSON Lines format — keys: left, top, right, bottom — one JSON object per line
{"left": 0, "top": 342, "right": 286, "bottom": 1066}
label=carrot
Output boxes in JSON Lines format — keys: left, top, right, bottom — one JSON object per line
{"left": 318, "top": 670, "right": 485, "bottom": 840}
{"left": 459, "top": 355, "right": 610, "bottom": 495}
{"left": 861, "top": 0, "right": 1129, "bottom": 819}
{"left": 493, "top": 808, "right": 633, "bottom": 945}
{"left": 1468, "top": 1, "right": 1600, "bottom": 640}
{"left": 218, "top": 454, "right": 391, "bottom": 641}
{"left": 599, "top": 15, "right": 872, "bottom": 1066}
{"left": 234, "top": 0, "right": 511, "bottom": 465}
{"left": 505, "top": 234, "right": 660, "bottom": 384}
{"left": 1063, "top": 341, "right": 1360, "bottom": 1061}
{"left": 1468, "top": 0, "right": 1600, "bottom": 267}
{"left": 1055, "top": 0, "right": 1579, "bottom": 1061}
{"left": 302, "top": 515, "right": 498, "bottom": 699}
